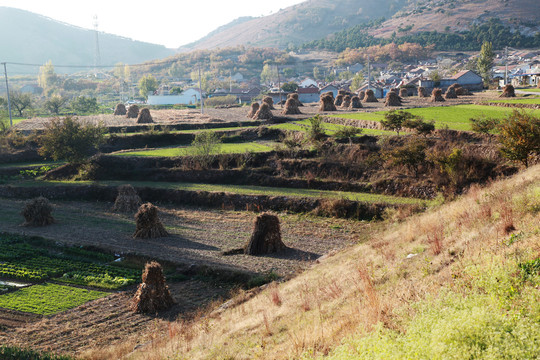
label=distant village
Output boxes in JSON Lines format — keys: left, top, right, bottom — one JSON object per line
{"left": 144, "top": 48, "right": 540, "bottom": 106}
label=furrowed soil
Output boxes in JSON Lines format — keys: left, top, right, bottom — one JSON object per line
{"left": 0, "top": 197, "right": 367, "bottom": 356}
{"left": 0, "top": 280, "right": 229, "bottom": 356}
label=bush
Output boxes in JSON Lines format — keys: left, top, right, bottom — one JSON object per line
{"left": 205, "top": 95, "right": 237, "bottom": 107}
{"left": 385, "top": 138, "right": 427, "bottom": 178}
{"left": 70, "top": 96, "right": 99, "bottom": 114}
{"left": 334, "top": 126, "right": 363, "bottom": 141}
{"left": 470, "top": 115, "right": 499, "bottom": 140}
{"left": 403, "top": 118, "right": 435, "bottom": 137}
{"left": 497, "top": 110, "right": 540, "bottom": 167}
{"left": 191, "top": 131, "right": 222, "bottom": 169}
{"left": 308, "top": 115, "right": 326, "bottom": 143}
{"left": 38, "top": 117, "right": 105, "bottom": 164}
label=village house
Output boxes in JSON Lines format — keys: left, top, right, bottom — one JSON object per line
{"left": 299, "top": 77, "right": 318, "bottom": 88}
{"left": 318, "top": 84, "right": 339, "bottom": 98}
{"left": 297, "top": 85, "right": 319, "bottom": 103}
{"left": 419, "top": 70, "right": 483, "bottom": 91}
{"left": 211, "top": 87, "right": 261, "bottom": 102}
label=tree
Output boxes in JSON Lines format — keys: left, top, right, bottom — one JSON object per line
{"left": 313, "top": 67, "right": 322, "bottom": 80}
{"left": 381, "top": 110, "right": 417, "bottom": 135}
{"left": 350, "top": 72, "right": 365, "bottom": 92}
{"left": 308, "top": 115, "right": 326, "bottom": 143}
{"left": 168, "top": 62, "right": 186, "bottom": 78}
{"left": 44, "top": 95, "right": 68, "bottom": 115}
{"left": 477, "top": 41, "right": 495, "bottom": 86}
{"left": 38, "top": 117, "right": 105, "bottom": 164}
{"left": 281, "top": 82, "right": 299, "bottom": 92}
{"left": 38, "top": 60, "right": 58, "bottom": 91}
{"left": 70, "top": 96, "right": 99, "bottom": 114}
{"left": 260, "top": 64, "right": 277, "bottom": 84}
{"left": 282, "top": 68, "right": 295, "bottom": 78}
{"left": 138, "top": 75, "right": 159, "bottom": 99}
{"left": 9, "top": 92, "right": 33, "bottom": 116}
{"left": 497, "top": 110, "right": 540, "bottom": 167}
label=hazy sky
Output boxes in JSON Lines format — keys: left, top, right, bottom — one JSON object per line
{"left": 0, "top": 0, "right": 306, "bottom": 48}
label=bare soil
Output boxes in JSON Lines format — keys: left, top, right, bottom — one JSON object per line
{"left": 0, "top": 280, "right": 229, "bottom": 356}
{"left": 12, "top": 93, "right": 486, "bottom": 132}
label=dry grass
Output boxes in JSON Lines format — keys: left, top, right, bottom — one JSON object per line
{"left": 85, "top": 166, "right": 540, "bottom": 359}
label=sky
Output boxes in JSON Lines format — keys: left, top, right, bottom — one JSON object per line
{"left": 0, "top": 0, "right": 306, "bottom": 48}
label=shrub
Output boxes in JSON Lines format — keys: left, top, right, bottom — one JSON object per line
{"left": 385, "top": 138, "right": 427, "bottom": 178}
{"left": 497, "top": 110, "right": 540, "bottom": 167}
{"left": 403, "top": 118, "right": 435, "bottom": 137}
{"left": 469, "top": 115, "right": 499, "bottom": 140}
{"left": 308, "top": 115, "right": 326, "bottom": 143}
{"left": 191, "top": 131, "right": 222, "bottom": 169}
{"left": 205, "top": 95, "right": 237, "bottom": 107}
{"left": 334, "top": 126, "right": 363, "bottom": 140}
{"left": 38, "top": 117, "right": 105, "bottom": 164}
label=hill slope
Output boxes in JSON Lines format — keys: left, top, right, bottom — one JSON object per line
{"left": 180, "top": 0, "right": 407, "bottom": 50}
{"left": 181, "top": 0, "right": 540, "bottom": 51}
{"left": 113, "top": 164, "right": 540, "bottom": 359}
{"left": 0, "top": 7, "right": 175, "bottom": 72}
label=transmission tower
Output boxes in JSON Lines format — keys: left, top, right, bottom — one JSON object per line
{"left": 93, "top": 15, "right": 101, "bottom": 76}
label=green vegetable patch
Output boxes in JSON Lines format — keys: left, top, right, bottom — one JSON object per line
{"left": 0, "top": 283, "right": 107, "bottom": 315}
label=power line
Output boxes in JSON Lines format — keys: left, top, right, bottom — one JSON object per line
{"left": 1, "top": 57, "right": 179, "bottom": 69}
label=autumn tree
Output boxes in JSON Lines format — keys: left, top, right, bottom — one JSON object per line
{"left": 497, "top": 110, "right": 540, "bottom": 167}
{"left": 44, "top": 95, "right": 68, "bottom": 115}
{"left": 138, "top": 75, "right": 159, "bottom": 99}
{"left": 38, "top": 60, "right": 58, "bottom": 91}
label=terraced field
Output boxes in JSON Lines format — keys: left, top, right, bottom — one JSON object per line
{"left": 115, "top": 141, "right": 276, "bottom": 157}
{"left": 332, "top": 105, "right": 540, "bottom": 131}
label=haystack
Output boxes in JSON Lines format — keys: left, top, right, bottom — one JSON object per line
{"left": 322, "top": 91, "right": 335, "bottom": 100}
{"left": 456, "top": 87, "right": 471, "bottom": 95}
{"left": 263, "top": 96, "right": 275, "bottom": 110}
{"left": 444, "top": 86, "right": 458, "bottom": 99}
{"left": 133, "top": 203, "right": 168, "bottom": 239}
{"left": 22, "top": 196, "right": 54, "bottom": 227}
{"left": 385, "top": 91, "right": 402, "bottom": 106}
{"left": 288, "top": 93, "right": 303, "bottom": 106}
{"left": 363, "top": 89, "right": 378, "bottom": 102}
{"left": 136, "top": 108, "right": 153, "bottom": 124}
{"left": 126, "top": 105, "right": 139, "bottom": 119}
{"left": 282, "top": 98, "right": 302, "bottom": 115}
{"left": 244, "top": 213, "right": 286, "bottom": 255}
{"left": 113, "top": 184, "right": 141, "bottom": 213}
{"left": 418, "top": 86, "right": 429, "bottom": 97}
{"left": 341, "top": 95, "right": 352, "bottom": 108}
{"left": 338, "top": 89, "right": 346, "bottom": 96}
{"left": 253, "top": 102, "right": 273, "bottom": 120}
{"left": 399, "top": 88, "right": 408, "bottom": 98}
{"left": 114, "top": 103, "right": 127, "bottom": 116}
{"left": 350, "top": 96, "right": 363, "bottom": 109}
{"left": 247, "top": 102, "right": 260, "bottom": 118}
{"left": 319, "top": 94, "right": 337, "bottom": 112}
{"left": 430, "top": 88, "right": 445, "bottom": 102}
{"left": 334, "top": 94, "right": 344, "bottom": 107}
{"left": 358, "top": 90, "right": 365, "bottom": 100}
{"left": 131, "top": 261, "right": 174, "bottom": 314}
{"left": 500, "top": 84, "right": 516, "bottom": 98}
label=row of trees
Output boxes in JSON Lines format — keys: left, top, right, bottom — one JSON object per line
{"left": 0, "top": 92, "right": 99, "bottom": 117}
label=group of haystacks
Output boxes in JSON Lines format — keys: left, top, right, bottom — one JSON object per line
{"left": 114, "top": 103, "right": 153, "bottom": 124}
{"left": 247, "top": 93, "right": 305, "bottom": 119}
{"left": 428, "top": 83, "right": 472, "bottom": 103}
{"left": 23, "top": 186, "right": 288, "bottom": 314}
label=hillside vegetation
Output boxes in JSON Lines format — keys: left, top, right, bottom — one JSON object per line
{"left": 90, "top": 164, "right": 540, "bottom": 359}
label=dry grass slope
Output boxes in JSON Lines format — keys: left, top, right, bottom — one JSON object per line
{"left": 94, "top": 165, "right": 539, "bottom": 360}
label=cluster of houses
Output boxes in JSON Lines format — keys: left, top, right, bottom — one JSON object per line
{"left": 144, "top": 49, "right": 540, "bottom": 106}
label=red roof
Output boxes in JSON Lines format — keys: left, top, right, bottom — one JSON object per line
{"left": 298, "top": 87, "right": 319, "bottom": 94}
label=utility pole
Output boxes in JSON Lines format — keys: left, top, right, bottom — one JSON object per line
{"left": 276, "top": 64, "right": 282, "bottom": 107}
{"left": 93, "top": 15, "right": 101, "bottom": 77}
{"left": 504, "top": 46, "right": 508, "bottom": 86}
{"left": 2, "top": 62, "right": 12, "bottom": 127}
{"left": 367, "top": 55, "right": 371, "bottom": 90}
{"left": 229, "top": 69, "right": 232, "bottom": 93}
{"left": 198, "top": 65, "right": 204, "bottom": 114}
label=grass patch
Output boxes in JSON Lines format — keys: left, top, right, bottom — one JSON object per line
{"left": 32, "top": 179, "right": 429, "bottom": 205}
{"left": 0, "top": 161, "right": 64, "bottom": 169}
{"left": 270, "top": 119, "right": 393, "bottom": 136}
{"left": 486, "top": 97, "right": 540, "bottom": 105}
{"left": 0, "top": 283, "right": 108, "bottom": 315}
{"left": 0, "top": 346, "right": 73, "bottom": 360}
{"left": 332, "top": 105, "right": 540, "bottom": 131}
{"left": 115, "top": 142, "right": 275, "bottom": 157}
